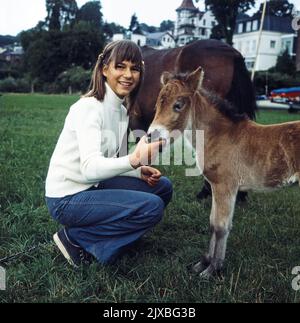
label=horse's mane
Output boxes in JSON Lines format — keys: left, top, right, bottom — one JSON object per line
{"left": 198, "top": 88, "right": 248, "bottom": 123}
{"left": 172, "top": 73, "right": 248, "bottom": 123}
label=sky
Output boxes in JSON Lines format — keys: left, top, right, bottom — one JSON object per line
{"left": 0, "top": 0, "right": 300, "bottom": 36}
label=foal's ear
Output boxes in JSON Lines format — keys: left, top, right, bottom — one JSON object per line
{"left": 186, "top": 66, "right": 205, "bottom": 91}
{"left": 160, "top": 71, "right": 173, "bottom": 86}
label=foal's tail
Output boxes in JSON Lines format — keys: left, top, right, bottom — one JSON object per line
{"left": 226, "top": 55, "right": 257, "bottom": 120}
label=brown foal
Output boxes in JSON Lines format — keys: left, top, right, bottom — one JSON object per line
{"left": 148, "top": 67, "right": 300, "bottom": 278}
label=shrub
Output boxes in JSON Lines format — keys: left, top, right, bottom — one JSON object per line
{"left": 55, "top": 67, "right": 91, "bottom": 94}
{"left": 0, "top": 77, "right": 31, "bottom": 93}
{"left": 254, "top": 71, "right": 300, "bottom": 95}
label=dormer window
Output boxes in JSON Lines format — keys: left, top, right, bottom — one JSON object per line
{"left": 252, "top": 20, "right": 258, "bottom": 31}
{"left": 246, "top": 21, "right": 251, "bottom": 32}
{"left": 238, "top": 23, "right": 243, "bottom": 33}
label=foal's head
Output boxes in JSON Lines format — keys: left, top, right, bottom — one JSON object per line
{"left": 148, "top": 67, "right": 204, "bottom": 142}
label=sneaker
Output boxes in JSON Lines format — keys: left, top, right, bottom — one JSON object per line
{"left": 53, "top": 228, "right": 92, "bottom": 268}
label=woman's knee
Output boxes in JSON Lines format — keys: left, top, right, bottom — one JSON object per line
{"left": 143, "top": 195, "right": 165, "bottom": 225}
{"left": 158, "top": 176, "right": 173, "bottom": 206}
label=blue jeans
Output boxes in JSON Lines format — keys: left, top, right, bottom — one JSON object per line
{"left": 46, "top": 176, "right": 173, "bottom": 264}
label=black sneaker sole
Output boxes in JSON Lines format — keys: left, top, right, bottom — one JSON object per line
{"left": 53, "top": 233, "right": 79, "bottom": 268}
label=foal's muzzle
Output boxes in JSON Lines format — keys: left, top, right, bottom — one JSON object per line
{"left": 146, "top": 129, "right": 162, "bottom": 143}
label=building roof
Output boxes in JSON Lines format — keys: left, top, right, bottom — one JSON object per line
{"left": 146, "top": 32, "right": 173, "bottom": 41}
{"left": 235, "top": 14, "right": 294, "bottom": 34}
{"left": 176, "top": 0, "right": 198, "bottom": 12}
{"left": 262, "top": 15, "right": 294, "bottom": 33}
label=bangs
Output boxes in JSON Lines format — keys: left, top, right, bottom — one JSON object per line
{"left": 111, "top": 41, "right": 143, "bottom": 69}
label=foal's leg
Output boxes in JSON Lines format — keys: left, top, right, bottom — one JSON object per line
{"left": 195, "top": 185, "right": 237, "bottom": 278}
{"left": 193, "top": 199, "right": 216, "bottom": 273}
{"left": 197, "top": 180, "right": 247, "bottom": 203}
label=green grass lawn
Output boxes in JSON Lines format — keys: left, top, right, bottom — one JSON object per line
{"left": 1, "top": 93, "right": 300, "bottom": 303}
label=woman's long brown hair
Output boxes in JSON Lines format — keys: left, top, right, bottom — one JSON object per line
{"left": 84, "top": 40, "right": 144, "bottom": 116}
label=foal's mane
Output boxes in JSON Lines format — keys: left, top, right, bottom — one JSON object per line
{"left": 172, "top": 73, "right": 248, "bottom": 123}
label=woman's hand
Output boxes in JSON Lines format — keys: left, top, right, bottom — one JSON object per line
{"left": 129, "top": 136, "right": 165, "bottom": 168}
{"left": 141, "top": 166, "right": 161, "bottom": 187}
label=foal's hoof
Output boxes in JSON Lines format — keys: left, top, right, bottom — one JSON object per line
{"left": 192, "top": 256, "right": 210, "bottom": 273}
{"left": 199, "top": 265, "right": 215, "bottom": 279}
{"left": 199, "top": 265, "right": 224, "bottom": 280}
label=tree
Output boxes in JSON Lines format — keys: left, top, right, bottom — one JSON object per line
{"left": 209, "top": 24, "right": 224, "bottom": 41}
{"left": 75, "top": 1, "right": 103, "bottom": 30}
{"left": 45, "top": 0, "right": 78, "bottom": 31}
{"left": 256, "top": 0, "right": 294, "bottom": 17}
{"left": 0, "top": 35, "right": 17, "bottom": 46}
{"left": 273, "top": 48, "right": 296, "bottom": 76}
{"left": 205, "top": 0, "right": 255, "bottom": 45}
{"left": 140, "top": 23, "right": 158, "bottom": 33}
{"left": 20, "top": 0, "right": 107, "bottom": 91}
{"left": 103, "top": 22, "right": 126, "bottom": 40}
{"left": 129, "top": 13, "right": 139, "bottom": 32}
{"left": 159, "top": 20, "right": 175, "bottom": 32}
{"left": 22, "top": 27, "right": 104, "bottom": 84}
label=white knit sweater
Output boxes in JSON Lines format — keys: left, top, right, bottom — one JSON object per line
{"left": 45, "top": 83, "right": 141, "bottom": 198}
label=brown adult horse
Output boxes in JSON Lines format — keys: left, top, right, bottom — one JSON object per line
{"left": 148, "top": 67, "right": 300, "bottom": 278}
{"left": 131, "top": 39, "right": 257, "bottom": 201}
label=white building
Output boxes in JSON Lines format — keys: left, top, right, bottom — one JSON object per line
{"left": 233, "top": 15, "right": 297, "bottom": 71}
{"left": 146, "top": 32, "right": 176, "bottom": 49}
{"left": 112, "top": 30, "right": 175, "bottom": 50}
{"left": 112, "top": 32, "right": 147, "bottom": 47}
{"left": 174, "top": 0, "right": 216, "bottom": 46}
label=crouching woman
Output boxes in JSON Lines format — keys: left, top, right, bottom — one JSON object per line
{"left": 45, "top": 40, "right": 173, "bottom": 267}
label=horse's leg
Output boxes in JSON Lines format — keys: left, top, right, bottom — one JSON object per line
{"left": 237, "top": 191, "right": 248, "bottom": 203}
{"left": 196, "top": 180, "right": 212, "bottom": 200}
{"left": 198, "top": 184, "right": 237, "bottom": 278}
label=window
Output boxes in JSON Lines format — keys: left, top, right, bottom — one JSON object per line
{"left": 283, "top": 40, "right": 292, "bottom": 54}
{"left": 246, "top": 21, "right": 251, "bottom": 32}
{"left": 252, "top": 20, "right": 258, "bottom": 31}
{"left": 238, "top": 23, "right": 243, "bottom": 33}
{"left": 270, "top": 40, "right": 276, "bottom": 49}
{"left": 211, "top": 21, "right": 215, "bottom": 27}
{"left": 203, "top": 19, "right": 206, "bottom": 26}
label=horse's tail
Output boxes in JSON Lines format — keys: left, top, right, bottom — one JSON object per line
{"left": 226, "top": 54, "right": 257, "bottom": 120}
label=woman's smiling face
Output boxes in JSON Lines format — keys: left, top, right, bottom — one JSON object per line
{"left": 103, "top": 60, "right": 141, "bottom": 98}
